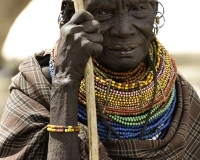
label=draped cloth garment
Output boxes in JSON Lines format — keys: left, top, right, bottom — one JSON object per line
{"left": 0, "top": 50, "right": 199, "bottom": 160}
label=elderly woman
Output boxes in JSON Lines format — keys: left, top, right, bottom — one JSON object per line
{"left": 0, "top": 0, "right": 199, "bottom": 159}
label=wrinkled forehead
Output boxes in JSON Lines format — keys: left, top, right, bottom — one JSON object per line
{"left": 61, "top": 0, "right": 151, "bottom": 9}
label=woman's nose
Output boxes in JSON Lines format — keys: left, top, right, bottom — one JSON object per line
{"left": 110, "top": 16, "right": 136, "bottom": 39}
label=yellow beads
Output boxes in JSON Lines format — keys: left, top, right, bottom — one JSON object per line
{"left": 47, "top": 124, "right": 82, "bottom": 133}
{"left": 79, "top": 37, "right": 177, "bottom": 116}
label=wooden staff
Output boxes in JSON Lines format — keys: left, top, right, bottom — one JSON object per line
{"left": 73, "top": 0, "right": 99, "bottom": 159}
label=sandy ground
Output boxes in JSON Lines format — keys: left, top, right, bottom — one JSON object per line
{"left": 0, "top": 53, "right": 199, "bottom": 119}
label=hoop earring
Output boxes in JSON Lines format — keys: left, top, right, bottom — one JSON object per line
{"left": 155, "top": 11, "right": 165, "bottom": 28}
{"left": 153, "top": 0, "right": 165, "bottom": 36}
{"left": 58, "top": 10, "right": 66, "bottom": 28}
{"left": 153, "top": 22, "right": 159, "bottom": 37}
{"left": 155, "top": 0, "right": 165, "bottom": 15}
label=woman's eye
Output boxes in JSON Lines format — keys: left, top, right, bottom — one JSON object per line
{"left": 129, "top": 5, "right": 147, "bottom": 18}
{"left": 95, "top": 10, "right": 109, "bottom": 16}
{"left": 93, "top": 9, "right": 112, "bottom": 22}
{"left": 130, "top": 6, "right": 143, "bottom": 11}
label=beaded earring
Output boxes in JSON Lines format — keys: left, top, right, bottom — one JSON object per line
{"left": 58, "top": 10, "right": 66, "bottom": 28}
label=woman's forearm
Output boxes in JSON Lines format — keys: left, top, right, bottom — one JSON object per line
{"left": 47, "top": 76, "right": 80, "bottom": 159}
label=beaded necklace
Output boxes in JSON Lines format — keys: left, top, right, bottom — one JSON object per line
{"left": 49, "top": 37, "right": 177, "bottom": 140}
{"left": 78, "top": 84, "right": 176, "bottom": 140}
{"left": 79, "top": 38, "right": 177, "bottom": 116}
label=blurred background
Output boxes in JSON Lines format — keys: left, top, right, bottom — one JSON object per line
{"left": 0, "top": 0, "right": 200, "bottom": 119}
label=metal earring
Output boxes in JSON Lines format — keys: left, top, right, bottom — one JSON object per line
{"left": 155, "top": 11, "right": 165, "bottom": 28}
{"left": 58, "top": 10, "right": 66, "bottom": 28}
{"left": 153, "top": 22, "right": 159, "bottom": 37}
{"left": 153, "top": 0, "right": 165, "bottom": 36}
{"left": 155, "top": 0, "right": 165, "bottom": 15}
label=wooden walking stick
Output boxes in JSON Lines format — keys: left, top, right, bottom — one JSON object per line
{"left": 73, "top": 0, "right": 99, "bottom": 159}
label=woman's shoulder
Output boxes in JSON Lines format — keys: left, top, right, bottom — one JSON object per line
{"left": 177, "top": 73, "right": 200, "bottom": 102}
{"left": 9, "top": 49, "right": 51, "bottom": 103}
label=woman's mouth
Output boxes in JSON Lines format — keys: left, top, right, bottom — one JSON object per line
{"left": 106, "top": 44, "right": 139, "bottom": 57}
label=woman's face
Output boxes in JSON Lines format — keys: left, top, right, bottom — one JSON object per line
{"left": 84, "top": 0, "right": 157, "bottom": 72}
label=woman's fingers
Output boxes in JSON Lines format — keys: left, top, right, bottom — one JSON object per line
{"left": 69, "top": 10, "right": 94, "bottom": 25}
{"left": 74, "top": 32, "right": 103, "bottom": 43}
{"left": 81, "top": 39, "right": 103, "bottom": 58}
{"left": 81, "top": 20, "right": 100, "bottom": 33}
{"left": 68, "top": 10, "right": 100, "bottom": 33}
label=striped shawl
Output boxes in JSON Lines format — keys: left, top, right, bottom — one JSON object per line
{"left": 0, "top": 50, "right": 200, "bottom": 160}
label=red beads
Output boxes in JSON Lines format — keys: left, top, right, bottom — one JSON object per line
{"left": 79, "top": 37, "right": 177, "bottom": 117}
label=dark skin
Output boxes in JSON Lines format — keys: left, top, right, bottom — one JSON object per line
{"left": 47, "top": 0, "right": 158, "bottom": 159}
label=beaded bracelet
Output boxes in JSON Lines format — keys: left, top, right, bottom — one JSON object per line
{"left": 47, "top": 124, "right": 82, "bottom": 133}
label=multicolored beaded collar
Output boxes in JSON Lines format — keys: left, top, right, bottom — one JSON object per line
{"left": 79, "top": 37, "right": 177, "bottom": 114}
{"left": 77, "top": 37, "right": 177, "bottom": 140}
{"left": 78, "top": 84, "right": 176, "bottom": 140}
{"left": 49, "top": 37, "right": 177, "bottom": 140}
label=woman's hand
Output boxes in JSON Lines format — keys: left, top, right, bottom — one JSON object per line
{"left": 54, "top": 10, "right": 103, "bottom": 83}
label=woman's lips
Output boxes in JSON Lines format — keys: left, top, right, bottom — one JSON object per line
{"left": 105, "top": 44, "right": 139, "bottom": 57}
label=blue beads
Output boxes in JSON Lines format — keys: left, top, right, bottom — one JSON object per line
{"left": 49, "top": 58, "right": 54, "bottom": 78}
{"left": 78, "top": 85, "right": 177, "bottom": 140}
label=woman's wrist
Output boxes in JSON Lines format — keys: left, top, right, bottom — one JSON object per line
{"left": 50, "top": 76, "right": 80, "bottom": 126}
